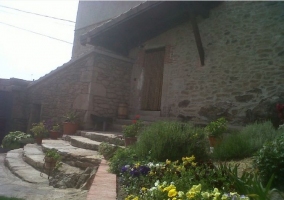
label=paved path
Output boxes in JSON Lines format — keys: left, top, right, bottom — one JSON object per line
{"left": 0, "top": 154, "right": 87, "bottom": 200}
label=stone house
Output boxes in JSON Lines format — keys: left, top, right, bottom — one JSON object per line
{"left": 1, "top": 1, "right": 284, "bottom": 138}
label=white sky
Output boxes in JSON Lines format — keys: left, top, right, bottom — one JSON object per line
{"left": 0, "top": 0, "right": 79, "bottom": 81}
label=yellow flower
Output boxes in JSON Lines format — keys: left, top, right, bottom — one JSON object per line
{"left": 141, "top": 187, "right": 147, "bottom": 192}
{"left": 186, "top": 184, "right": 201, "bottom": 199}
{"left": 125, "top": 195, "right": 138, "bottom": 200}
{"left": 166, "top": 159, "right": 171, "bottom": 165}
{"left": 201, "top": 191, "right": 210, "bottom": 199}
{"left": 163, "top": 184, "right": 176, "bottom": 192}
{"left": 168, "top": 188, "right": 177, "bottom": 197}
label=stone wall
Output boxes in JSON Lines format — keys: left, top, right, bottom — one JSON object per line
{"left": 27, "top": 52, "right": 95, "bottom": 127}
{"left": 27, "top": 50, "right": 133, "bottom": 129}
{"left": 90, "top": 53, "right": 132, "bottom": 118}
{"left": 0, "top": 78, "right": 30, "bottom": 135}
{"left": 129, "top": 1, "right": 284, "bottom": 125}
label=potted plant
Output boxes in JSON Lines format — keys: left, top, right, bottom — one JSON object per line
{"left": 30, "top": 122, "right": 48, "bottom": 145}
{"left": 123, "top": 115, "right": 143, "bottom": 147}
{"left": 2, "top": 131, "right": 33, "bottom": 150}
{"left": 49, "top": 124, "right": 61, "bottom": 139}
{"left": 98, "top": 142, "right": 119, "bottom": 160}
{"left": 63, "top": 111, "right": 79, "bottom": 135}
{"left": 44, "top": 149, "right": 61, "bottom": 171}
{"left": 205, "top": 117, "right": 227, "bottom": 147}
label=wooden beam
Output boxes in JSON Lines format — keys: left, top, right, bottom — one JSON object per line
{"left": 190, "top": 13, "right": 205, "bottom": 66}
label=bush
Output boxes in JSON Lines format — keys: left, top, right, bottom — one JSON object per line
{"left": 253, "top": 134, "right": 284, "bottom": 190}
{"left": 134, "top": 121, "right": 209, "bottom": 162}
{"left": 212, "top": 121, "right": 278, "bottom": 160}
{"left": 1, "top": 131, "right": 32, "bottom": 150}
{"left": 108, "top": 147, "right": 138, "bottom": 175}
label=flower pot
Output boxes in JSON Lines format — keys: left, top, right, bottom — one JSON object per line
{"left": 63, "top": 122, "right": 79, "bottom": 135}
{"left": 44, "top": 156, "right": 56, "bottom": 169}
{"left": 49, "top": 131, "right": 60, "bottom": 139}
{"left": 124, "top": 137, "right": 137, "bottom": 147}
{"left": 35, "top": 137, "right": 43, "bottom": 145}
{"left": 208, "top": 136, "right": 222, "bottom": 147}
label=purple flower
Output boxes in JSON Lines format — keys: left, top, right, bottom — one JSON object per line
{"left": 139, "top": 166, "right": 150, "bottom": 175}
{"left": 121, "top": 165, "right": 130, "bottom": 173}
{"left": 130, "top": 167, "right": 140, "bottom": 177}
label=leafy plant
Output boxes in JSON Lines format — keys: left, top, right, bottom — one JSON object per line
{"left": 45, "top": 149, "right": 61, "bottom": 160}
{"left": 134, "top": 121, "right": 209, "bottom": 162}
{"left": 253, "top": 134, "right": 284, "bottom": 190}
{"left": 44, "top": 149, "right": 62, "bottom": 170}
{"left": 108, "top": 147, "right": 138, "bottom": 175}
{"left": 205, "top": 117, "right": 228, "bottom": 138}
{"left": 30, "top": 122, "right": 49, "bottom": 138}
{"left": 1, "top": 131, "right": 32, "bottom": 150}
{"left": 98, "top": 142, "right": 119, "bottom": 160}
{"left": 123, "top": 115, "right": 144, "bottom": 137}
{"left": 212, "top": 121, "right": 278, "bottom": 160}
{"left": 51, "top": 124, "right": 61, "bottom": 132}
{"left": 63, "top": 111, "right": 78, "bottom": 123}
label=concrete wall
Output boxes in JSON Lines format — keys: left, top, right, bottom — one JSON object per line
{"left": 72, "top": 1, "right": 142, "bottom": 58}
{"left": 129, "top": 1, "right": 284, "bottom": 125}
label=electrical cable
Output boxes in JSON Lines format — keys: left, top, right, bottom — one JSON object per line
{"left": 0, "top": 9, "right": 75, "bottom": 27}
{"left": 0, "top": 21, "right": 73, "bottom": 44}
{"left": 0, "top": 5, "right": 75, "bottom": 23}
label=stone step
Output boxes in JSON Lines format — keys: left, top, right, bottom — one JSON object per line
{"left": 41, "top": 139, "right": 102, "bottom": 169}
{"left": 23, "top": 143, "right": 97, "bottom": 190}
{"left": 4, "top": 148, "right": 49, "bottom": 184}
{"left": 23, "top": 143, "right": 83, "bottom": 175}
{"left": 79, "top": 131, "right": 124, "bottom": 146}
{"left": 109, "top": 123, "right": 124, "bottom": 132}
{"left": 114, "top": 119, "right": 133, "bottom": 125}
{"left": 65, "top": 135, "right": 101, "bottom": 151}
{"left": 137, "top": 110, "right": 161, "bottom": 117}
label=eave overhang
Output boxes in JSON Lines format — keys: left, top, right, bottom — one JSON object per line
{"left": 80, "top": 1, "right": 221, "bottom": 56}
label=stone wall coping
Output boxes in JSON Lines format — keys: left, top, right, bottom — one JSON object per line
{"left": 27, "top": 48, "right": 134, "bottom": 89}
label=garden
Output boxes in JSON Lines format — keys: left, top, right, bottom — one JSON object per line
{"left": 105, "top": 112, "right": 284, "bottom": 200}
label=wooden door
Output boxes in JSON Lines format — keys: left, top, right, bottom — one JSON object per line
{"left": 141, "top": 48, "right": 165, "bottom": 111}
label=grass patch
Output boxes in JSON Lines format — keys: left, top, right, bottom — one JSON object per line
{"left": 212, "top": 121, "right": 278, "bottom": 160}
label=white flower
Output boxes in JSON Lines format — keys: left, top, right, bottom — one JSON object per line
{"left": 154, "top": 180, "right": 160, "bottom": 187}
{"left": 178, "top": 191, "right": 184, "bottom": 197}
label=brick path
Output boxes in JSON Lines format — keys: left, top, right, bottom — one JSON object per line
{"left": 87, "top": 159, "right": 116, "bottom": 200}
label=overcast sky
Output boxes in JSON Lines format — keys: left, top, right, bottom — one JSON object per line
{"left": 0, "top": 0, "right": 79, "bottom": 81}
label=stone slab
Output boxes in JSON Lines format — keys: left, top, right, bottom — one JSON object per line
{"left": 66, "top": 135, "right": 101, "bottom": 150}
{"left": 23, "top": 144, "right": 83, "bottom": 175}
{"left": 4, "top": 148, "right": 49, "bottom": 184}
{"left": 41, "top": 140, "right": 102, "bottom": 169}
{"left": 79, "top": 131, "right": 124, "bottom": 146}
{"left": 0, "top": 154, "right": 88, "bottom": 200}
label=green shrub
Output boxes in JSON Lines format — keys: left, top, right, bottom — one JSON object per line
{"left": 212, "top": 121, "right": 278, "bottom": 160}
{"left": 253, "top": 134, "right": 284, "bottom": 190}
{"left": 1, "top": 131, "right": 32, "bottom": 150}
{"left": 134, "top": 121, "right": 209, "bottom": 162}
{"left": 108, "top": 147, "right": 138, "bottom": 175}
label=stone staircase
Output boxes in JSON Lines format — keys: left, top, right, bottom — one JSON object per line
{"left": 2, "top": 115, "right": 184, "bottom": 199}
{"left": 3, "top": 129, "right": 124, "bottom": 200}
